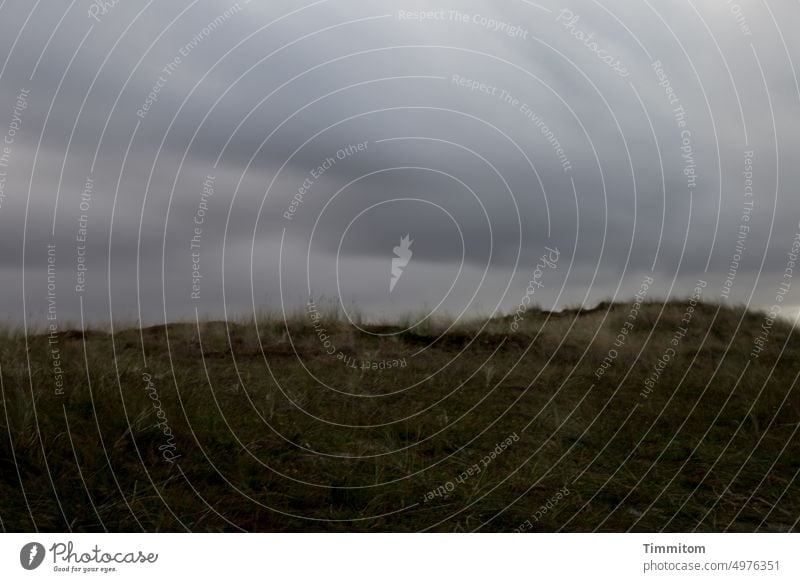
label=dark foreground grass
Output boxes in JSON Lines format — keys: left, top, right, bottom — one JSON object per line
{"left": 0, "top": 300, "right": 798, "bottom": 532}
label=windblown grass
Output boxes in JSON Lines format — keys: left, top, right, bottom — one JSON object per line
{"left": 0, "top": 300, "right": 797, "bottom": 532}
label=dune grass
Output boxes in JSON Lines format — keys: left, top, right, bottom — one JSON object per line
{"left": 0, "top": 299, "right": 797, "bottom": 532}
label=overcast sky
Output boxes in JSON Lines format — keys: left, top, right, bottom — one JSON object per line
{"left": 0, "top": 0, "right": 798, "bottom": 327}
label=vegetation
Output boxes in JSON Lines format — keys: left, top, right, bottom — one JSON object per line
{"left": 1, "top": 299, "right": 797, "bottom": 532}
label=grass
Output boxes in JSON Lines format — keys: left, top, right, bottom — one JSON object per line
{"left": 0, "top": 299, "right": 798, "bottom": 532}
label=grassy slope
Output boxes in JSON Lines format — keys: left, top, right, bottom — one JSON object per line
{"left": 0, "top": 300, "right": 798, "bottom": 532}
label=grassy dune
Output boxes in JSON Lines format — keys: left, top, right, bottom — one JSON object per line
{"left": 0, "top": 300, "right": 798, "bottom": 532}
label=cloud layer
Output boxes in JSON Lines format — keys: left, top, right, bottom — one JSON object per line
{"left": 0, "top": 0, "right": 798, "bottom": 326}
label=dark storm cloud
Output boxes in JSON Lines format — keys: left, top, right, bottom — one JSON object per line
{"left": 0, "top": 0, "right": 798, "bottom": 324}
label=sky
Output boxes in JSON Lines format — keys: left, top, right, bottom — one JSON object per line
{"left": 0, "top": 0, "right": 798, "bottom": 327}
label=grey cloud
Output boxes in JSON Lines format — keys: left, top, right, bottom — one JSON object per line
{"left": 0, "top": 0, "right": 798, "bottom": 325}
